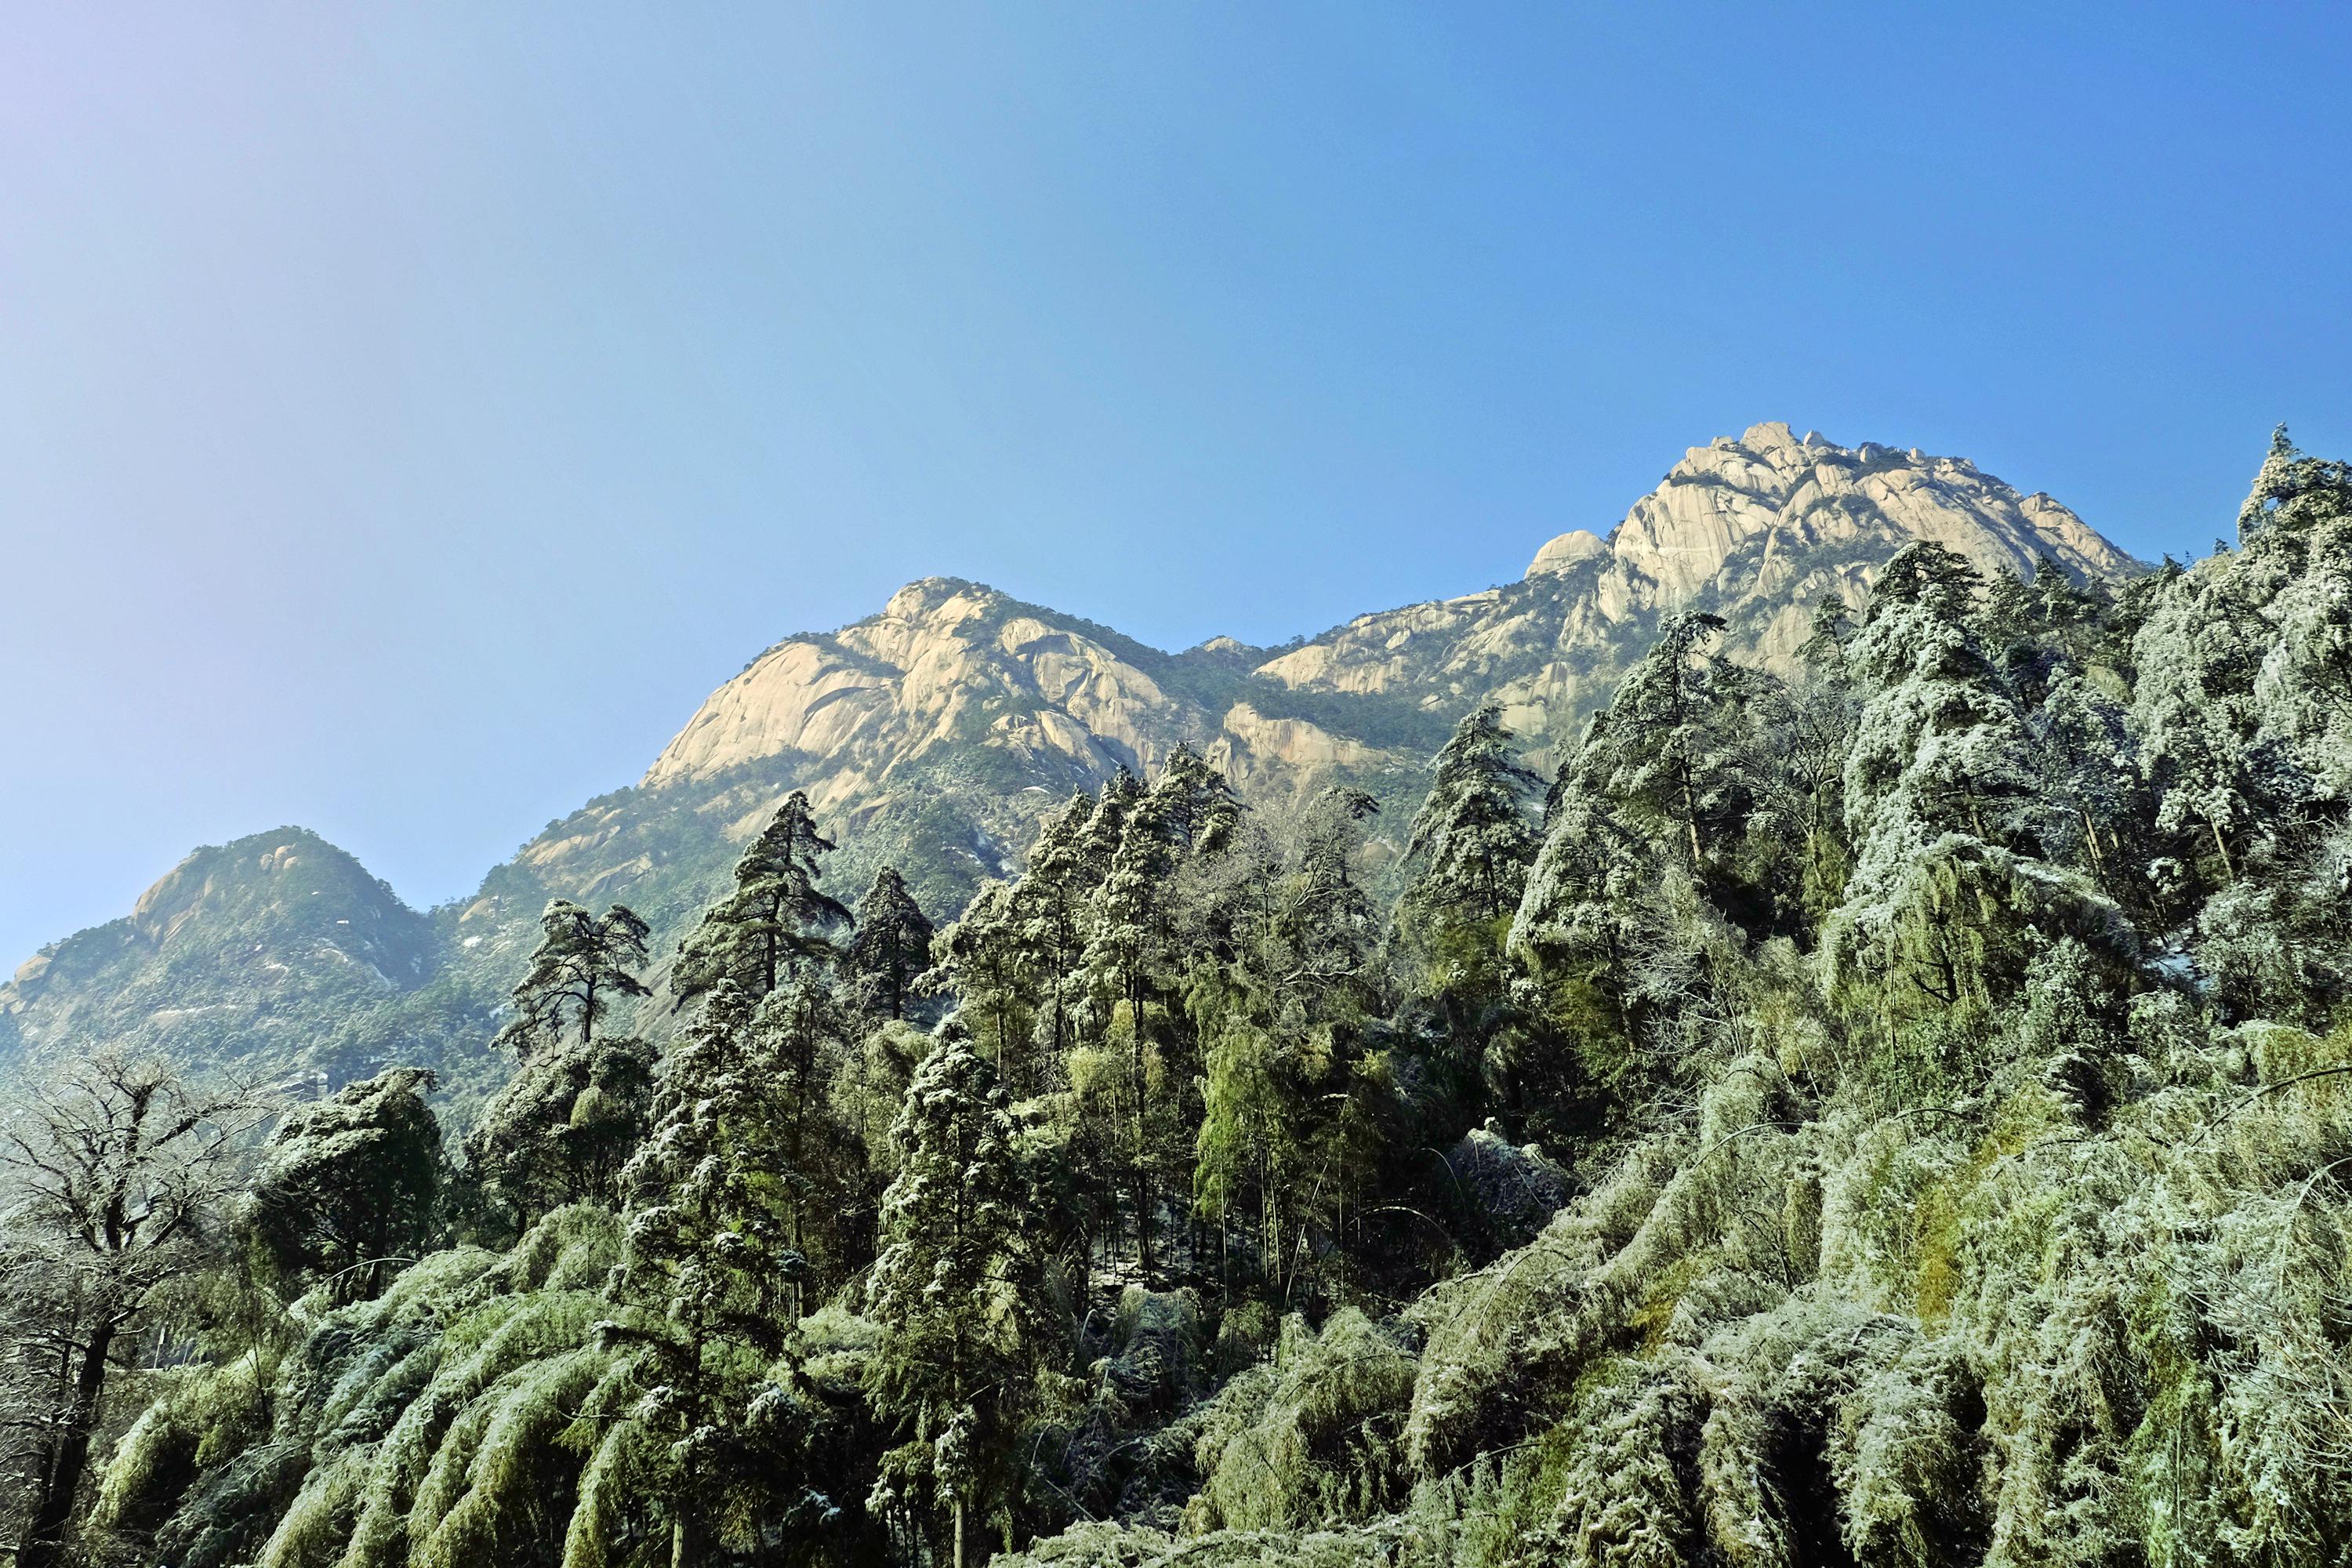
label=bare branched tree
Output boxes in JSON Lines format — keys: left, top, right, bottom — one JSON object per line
{"left": 0, "top": 1049, "right": 263, "bottom": 1568}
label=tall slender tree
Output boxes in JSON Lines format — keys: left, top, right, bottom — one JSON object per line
{"left": 605, "top": 982, "right": 808, "bottom": 1568}
{"left": 847, "top": 866, "right": 936, "bottom": 1025}
{"left": 865, "top": 1032, "right": 1034, "bottom": 1568}
{"left": 1572, "top": 611, "right": 1760, "bottom": 871}
{"left": 673, "top": 790, "right": 851, "bottom": 1008}
{"left": 1399, "top": 705, "right": 1544, "bottom": 925}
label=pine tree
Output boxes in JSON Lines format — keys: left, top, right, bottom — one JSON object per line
{"left": 493, "top": 900, "right": 652, "bottom": 1058}
{"left": 928, "top": 880, "right": 1033, "bottom": 1079}
{"left": 604, "top": 982, "right": 808, "bottom": 1568}
{"left": 864, "top": 1031, "right": 1033, "bottom": 1568}
{"left": 1014, "top": 793, "right": 1098, "bottom": 1076}
{"left": 1152, "top": 742, "right": 1243, "bottom": 858}
{"left": 1826, "top": 542, "right": 2124, "bottom": 1024}
{"left": 2241, "top": 428, "right": 2352, "bottom": 806}
{"left": 1399, "top": 705, "right": 1543, "bottom": 926}
{"left": 673, "top": 790, "right": 851, "bottom": 1007}
{"left": 750, "top": 971, "right": 863, "bottom": 1285}
{"left": 848, "top": 866, "right": 935, "bottom": 1024}
{"left": 2131, "top": 559, "right": 2280, "bottom": 885}
{"left": 1572, "top": 611, "right": 1760, "bottom": 870}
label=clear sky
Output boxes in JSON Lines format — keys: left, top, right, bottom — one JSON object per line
{"left": 3, "top": 3, "right": 2348, "bottom": 967}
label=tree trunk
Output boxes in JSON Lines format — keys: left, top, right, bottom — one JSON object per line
{"left": 953, "top": 1496, "right": 967, "bottom": 1568}
{"left": 2208, "top": 813, "right": 2236, "bottom": 884}
{"left": 1679, "top": 763, "right": 1704, "bottom": 869}
{"left": 673, "top": 1510, "right": 695, "bottom": 1568}
{"left": 18, "top": 1319, "right": 118, "bottom": 1568}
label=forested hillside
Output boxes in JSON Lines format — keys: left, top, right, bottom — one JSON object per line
{"left": 5, "top": 428, "right": 2350, "bottom": 1568}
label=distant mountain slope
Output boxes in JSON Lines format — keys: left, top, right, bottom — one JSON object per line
{"left": 0, "top": 828, "right": 482, "bottom": 1080}
{"left": 1, "top": 424, "right": 2141, "bottom": 1102}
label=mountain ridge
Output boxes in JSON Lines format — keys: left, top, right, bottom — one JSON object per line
{"left": 1, "top": 423, "right": 2142, "bottom": 1102}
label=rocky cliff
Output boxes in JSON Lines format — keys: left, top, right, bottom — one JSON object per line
{"left": 0, "top": 424, "right": 2140, "bottom": 1095}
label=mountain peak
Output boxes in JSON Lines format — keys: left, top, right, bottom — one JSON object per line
{"left": 1524, "top": 424, "right": 2135, "bottom": 600}
{"left": 1, "top": 826, "right": 437, "bottom": 1078}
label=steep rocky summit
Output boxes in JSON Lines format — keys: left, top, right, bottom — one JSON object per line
{"left": 4, "top": 425, "right": 2140, "bottom": 1091}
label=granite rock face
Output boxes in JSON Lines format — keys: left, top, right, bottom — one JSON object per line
{"left": 3, "top": 425, "right": 2142, "bottom": 1091}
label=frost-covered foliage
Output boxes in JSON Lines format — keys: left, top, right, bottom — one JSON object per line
{"left": 1399, "top": 706, "right": 1544, "bottom": 926}
{"left": 1185, "top": 1308, "right": 1417, "bottom": 1534}
{"left": 67, "top": 431, "right": 2352, "bottom": 1567}
{"left": 239, "top": 1065, "right": 448, "bottom": 1291}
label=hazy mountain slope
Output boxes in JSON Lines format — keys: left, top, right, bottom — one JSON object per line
{"left": 0, "top": 828, "right": 482, "bottom": 1081}
{"left": 2, "top": 424, "right": 2140, "bottom": 1100}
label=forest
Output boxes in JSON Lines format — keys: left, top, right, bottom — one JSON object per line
{"left": 4, "top": 428, "right": 2350, "bottom": 1568}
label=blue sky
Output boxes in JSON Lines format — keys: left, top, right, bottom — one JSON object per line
{"left": 3, "top": 3, "right": 2348, "bottom": 964}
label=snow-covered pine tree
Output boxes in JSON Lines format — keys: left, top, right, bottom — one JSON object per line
{"left": 2131, "top": 549, "right": 2287, "bottom": 887}
{"left": 493, "top": 899, "right": 652, "bottom": 1058}
{"left": 2241, "top": 427, "right": 2352, "bottom": 806}
{"left": 1570, "top": 610, "right": 1762, "bottom": 872}
{"left": 1014, "top": 792, "right": 1098, "bottom": 1076}
{"left": 1152, "top": 742, "right": 1243, "bottom": 859}
{"left": 864, "top": 1029, "right": 1034, "bottom": 1568}
{"left": 1399, "top": 704, "right": 1543, "bottom": 927}
{"left": 604, "top": 980, "right": 810, "bottom": 1566}
{"left": 927, "top": 879, "right": 1033, "bottom": 1078}
{"left": 1826, "top": 541, "right": 2127, "bottom": 1036}
{"left": 749, "top": 969, "right": 863, "bottom": 1286}
{"left": 848, "top": 866, "right": 935, "bottom": 1025}
{"left": 673, "top": 790, "right": 851, "bottom": 1007}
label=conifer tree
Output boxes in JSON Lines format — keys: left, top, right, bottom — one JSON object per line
{"left": 750, "top": 971, "right": 863, "bottom": 1283}
{"left": 2131, "top": 561, "right": 2280, "bottom": 884}
{"left": 1082, "top": 767, "right": 1144, "bottom": 874}
{"left": 1015, "top": 793, "right": 1098, "bottom": 1073}
{"left": 604, "top": 982, "right": 809, "bottom": 1568}
{"left": 1572, "top": 611, "right": 1759, "bottom": 870}
{"left": 928, "top": 880, "right": 1033, "bottom": 1080}
{"left": 1827, "top": 541, "right": 2122, "bottom": 1022}
{"left": 865, "top": 1030, "right": 1033, "bottom": 1568}
{"left": 673, "top": 790, "right": 851, "bottom": 1007}
{"left": 848, "top": 866, "right": 935, "bottom": 1024}
{"left": 1399, "top": 705, "right": 1544, "bottom": 926}
{"left": 1151, "top": 743, "right": 1243, "bottom": 858}
{"left": 2240, "top": 428, "right": 2352, "bottom": 805}
{"left": 493, "top": 900, "right": 652, "bottom": 1058}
